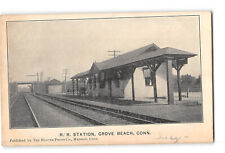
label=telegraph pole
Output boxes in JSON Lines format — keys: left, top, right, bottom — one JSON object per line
{"left": 108, "top": 50, "right": 120, "bottom": 58}
{"left": 26, "top": 72, "right": 39, "bottom": 83}
{"left": 63, "top": 69, "right": 68, "bottom": 93}
{"left": 25, "top": 72, "right": 39, "bottom": 94}
{"left": 40, "top": 72, "right": 43, "bottom": 82}
{"left": 36, "top": 72, "right": 39, "bottom": 82}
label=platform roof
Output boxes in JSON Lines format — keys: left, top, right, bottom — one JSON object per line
{"left": 71, "top": 70, "right": 89, "bottom": 79}
{"left": 71, "top": 43, "right": 196, "bottom": 79}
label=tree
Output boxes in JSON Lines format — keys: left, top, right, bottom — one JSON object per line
{"left": 181, "top": 74, "right": 196, "bottom": 90}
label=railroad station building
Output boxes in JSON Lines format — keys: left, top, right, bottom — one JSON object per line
{"left": 71, "top": 43, "right": 196, "bottom": 104}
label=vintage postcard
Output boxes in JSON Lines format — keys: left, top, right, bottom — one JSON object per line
{"left": 0, "top": 11, "right": 213, "bottom": 146}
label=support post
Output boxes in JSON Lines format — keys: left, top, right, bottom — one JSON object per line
{"left": 186, "top": 88, "right": 189, "bottom": 98}
{"left": 108, "top": 79, "right": 112, "bottom": 98}
{"left": 152, "top": 71, "right": 157, "bottom": 102}
{"left": 131, "top": 68, "right": 135, "bottom": 101}
{"left": 166, "top": 59, "right": 174, "bottom": 104}
{"left": 173, "top": 59, "right": 184, "bottom": 101}
{"left": 177, "top": 69, "right": 182, "bottom": 101}
{"left": 76, "top": 79, "right": 79, "bottom": 96}
{"left": 148, "top": 62, "right": 161, "bottom": 103}
{"left": 72, "top": 79, "right": 75, "bottom": 96}
{"left": 83, "top": 78, "right": 86, "bottom": 95}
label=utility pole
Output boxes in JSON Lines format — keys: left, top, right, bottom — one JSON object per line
{"left": 108, "top": 50, "right": 120, "bottom": 58}
{"left": 25, "top": 72, "right": 39, "bottom": 82}
{"left": 63, "top": 69, "right": 68, "bottom": 93}
{"left": 25, "top": 72, "right": 39, "bottom": 94}
{"left": 40, "top": 72, "right": 43, "bottom": 82}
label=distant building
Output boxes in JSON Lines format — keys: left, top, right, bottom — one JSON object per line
{"left": 71, "top": 43, "right": 196, "bottom": 104}
{"left": 47, "top": 79, "right": 63, "bottom": 94}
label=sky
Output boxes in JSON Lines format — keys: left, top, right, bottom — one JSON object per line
{"left": 7, "top": 15, "right": 201, "bottom": 82}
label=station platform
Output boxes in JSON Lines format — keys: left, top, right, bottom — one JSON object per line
{"left": 60, "top": 95, "right": 203, "bottom": 123}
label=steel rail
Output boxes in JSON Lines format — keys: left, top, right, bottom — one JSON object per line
{"left": 45, "top": 95, "right": 155, "bottom": 124}
{"left": 37, "top": 94, "right": 177, "bottom": 124}
{"left": 32, "top": 94, "right": 105, "bottom": 126}
{"left": 24, "top": 95, "right": 41, "bottom": 128}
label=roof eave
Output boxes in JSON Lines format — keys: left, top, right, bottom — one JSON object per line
{"left": 163, "top": 53, "right": 197, "bottom": 58}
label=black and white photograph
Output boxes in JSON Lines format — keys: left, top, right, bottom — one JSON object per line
{"left": 7, "top": 14, "right": 203, "bottom": 128}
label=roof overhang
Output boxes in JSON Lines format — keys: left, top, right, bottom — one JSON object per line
{"left": 71, "top": 46, "right": 197, "bottom": 79}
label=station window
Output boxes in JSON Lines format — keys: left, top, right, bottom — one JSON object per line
{"left": 114, "top": 71, "right": 121, "bottom": 88}
{"left": 145, "top": 77, "right": 153, "bottom": 86}
{"left": 142, "top": 67, "right": 153, "bottom": 86}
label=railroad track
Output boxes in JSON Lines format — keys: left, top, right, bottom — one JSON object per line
{"left": 34, "top": 93, "right": 177, "bottom": 124}
{"left": 23, "top": 94, "right": 40, "bottom": 128}
{"left": 31, "top": 94, "right": 105, "bottom": 125}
